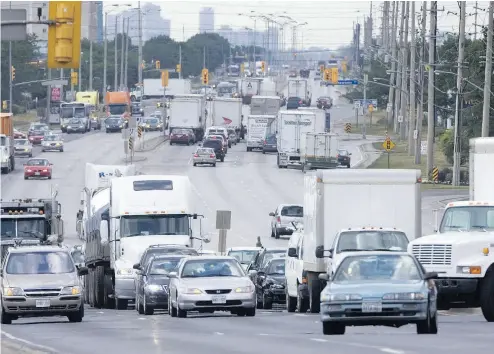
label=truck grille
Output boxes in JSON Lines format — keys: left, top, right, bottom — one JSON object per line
{"left": 411, "top": 244, "right": 452, "bottom": 265}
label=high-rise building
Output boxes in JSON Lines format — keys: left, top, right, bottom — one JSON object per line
{"left": 1, "top": 1, "right": 48, "bottom": 56}
{"left": 96, "top": 2, "right": 103, "bottom": 43}
{"left": 199, "top": 7, "right": 214, "bottom": 33}
{"left": 217, "top": 25, "right": 266, "bottom": 48}
{"left": 81, "top": 1, "right": 99, "bottom": 41}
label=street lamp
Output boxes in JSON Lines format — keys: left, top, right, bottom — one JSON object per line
{"left": 291, "top": 21, "right": 308, "bottom": 60}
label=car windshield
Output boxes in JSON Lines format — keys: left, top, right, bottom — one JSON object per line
{"left": 440, "top": 206, "right": 494, "bottom": 232}
{"left": 6, "top": 251, "right": 75, "bottom": 275}
{"left": 288, "top": 97, "right": 301, "bottom": 102}
{"left": 336, "top": 231, "right": 409, "bottom": 253}
{"left": 333, "top": 254, "right": 422, "bottom": 282}
{"left": 145, "top": 118, "right": 159, "bottom": 124}
{"left": 181, "top": 259, "right": 244, "bottom": 278}
{"left": 228, "top": 250, "right": 258, "bottom": 264}
{"left": 106, "top": 118, "right": 120, "bottom": 124}
{"left": 266, "top": 135, "right": 276, "bottom": 143}
{"left": 43, "top": 135, "right": 60, "bottom": 141}
{"left": 149, "top": 257, "right": 183, "bottom": 275}
{"left": 15, "top": 139, "right": 29, "bottom": 145}
{"left": 261, "top": 251, "right": 286, "bottom": 268}
{"left": 68, "top": 118, "right": 82, "bottom": 124}
{"left": 31, "top": 124, "right": 47, "bottom": 130}
{"left": 266, "top": 259, "right": 285, "bottom": 275}
{"left": 281, "top": 205, "right": 303, "bottom": 217}
{"left": 26, "top": 159, "right": 49, "bottom": 166}
{"left": 338, "top": 150, "right": 348, "bottom": 156}
{"left": 227, "top": 129, "right": 235, "bottom": 135}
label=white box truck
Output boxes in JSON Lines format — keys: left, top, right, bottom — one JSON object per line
{"left": 211, "top": 97, "right": 242, "bottom": 140}
{"left": 250, "top": 96, "right": 281, "bottom": 116}
{"left": 130, "top": 79, "right": 164, "bottom": 101}
{"left": 246, "top": 115, "right": 276, "bottom": 151}
{"left": 169, "top": 94, "right": 206, "bottom": 142}
{"left": 164, "top": 79, "right": 192, "bottom": 98}
{"left": 288, "top": 79, "right": 311, "bottom": 106}
{"left": 409, "top": 137, "right": 494, "bottom": 322}
{"left": 241, "top": 78, "right": 263, "bottom": 105}
{"left": 287, "top": 169, "right": 422, "bottom": 313}
{"left": 276, "top": 110, "right": 319, "bottom": 169}
{"left": 300, "top": 132, "right": 339, "bottom": 172}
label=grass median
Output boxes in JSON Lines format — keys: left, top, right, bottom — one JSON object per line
{"left": 12, "top": 110, "right": 38, "bottom": 129}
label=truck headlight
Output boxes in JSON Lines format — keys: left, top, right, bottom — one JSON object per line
{"left": 60, "top": 286, "right": 81, "bottom": 295}
{"left": 3, "top": 287, "right": 24, "bottom": 296}
{"left": 457, "top": 266, "right": 481, "bottom": 274}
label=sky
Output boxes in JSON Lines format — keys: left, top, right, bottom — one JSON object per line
{"left": 104, "top": 1, "right": 494, "bottom": 49}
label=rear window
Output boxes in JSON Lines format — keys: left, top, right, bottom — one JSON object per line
{"left": 288, "top": 97, "right": 301, "bottom": 102}
{"left": 281, "top": 206, "right": 303, "bottom": 217}
{"left": 203, "top": 140, "right": 222, "bottom": 148}
{"left": 197, "top": 148, "right": 214, "bottom": 154}
{"left": 133, "top": 180, "right": 173, "bottom": 191}
{"left": 266, "top": 135, "right": 276, "bottom": 143}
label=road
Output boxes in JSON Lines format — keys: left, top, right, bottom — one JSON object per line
{"left": 2, "top": 84, "right": 488, "bottom": 353}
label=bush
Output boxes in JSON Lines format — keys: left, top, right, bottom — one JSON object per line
{"left": 11, "top": 104, "right": 26, "bottom": 115}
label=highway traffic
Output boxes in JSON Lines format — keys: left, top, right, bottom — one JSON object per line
{"left": 0, "top": 73, "right": 491, "bottom": 354}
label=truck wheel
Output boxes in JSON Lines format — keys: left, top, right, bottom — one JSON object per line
{"left": 309, "top": 276, "right": 321, "bottom": 313}
{"left": 480, "top": 269, "right": 494, "bottom": 322}
{"left": 94, "top": 266, "right": 105, "bottom": 308}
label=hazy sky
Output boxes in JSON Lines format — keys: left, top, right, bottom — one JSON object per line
{"left": 105, "top": 1, "right": 493, "bottom": 49}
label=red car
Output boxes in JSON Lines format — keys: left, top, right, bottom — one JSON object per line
{"left": 13, "top": 129, "right": 26, "bottom": 139}
{"left": 28, "top": 130, "right": 46, "bottom": 145}
{"left": 170, "top": 128, "right": 195, "bottom": 145}
{"left": 24, "top": 158, "right": 52, "bottom": 180}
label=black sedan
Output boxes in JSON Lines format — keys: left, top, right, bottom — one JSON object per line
{"left": 316, "top": 96, "right": 333, "bottom": 109}
{"left": 262, "top": 134, "right": 277, "bottom": 154}
{"left": 66, "top": 118, "right": 87, "bottom": 134}
{"left": 105, "top": 117, "right": 125, "bottom": 133}
{"left": 287, "top": 97, "right": 302, "bottom": 110}
{"left": 255, "top": 258, "right": 286, "bottom": 309}
{"left": 135, "top": 255, "right": 186, "bottom": 315}
{"left": 337, "top": 149, "right": 351, "bottom": 168}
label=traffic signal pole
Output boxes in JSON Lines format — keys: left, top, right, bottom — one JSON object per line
{"left": 9, "top": 40, "right": 12, "bottom": 113}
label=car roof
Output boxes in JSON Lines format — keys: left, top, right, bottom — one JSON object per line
{"left": 227, "top": 247, "right": 261, "bottom": 251}
{"left": 8, "top": 246, "right": 69, "bottom": 254}
{"left": 183, "top": 255, "right": 235, "bottom": 261}
{"left": 340, "top": 251, "right": 412, "bottom": 258}
{"left": 263, "top": 247, "right": 287, "bottom": 252}
{"left": 277, "top": 203, "right": 303, "bottom": 209}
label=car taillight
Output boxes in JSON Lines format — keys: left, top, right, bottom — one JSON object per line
{"left": 277, "top": 216, "right": 281, "bottom": 223}
{"left": 299, "top": 101, "right": 302, "bottom": 104}
{"left": 264, "top": 140, "right": 267, "bottom": 145}
{"left": 210, "top": 154, "right": 215, "bottom": 158}
{"left": 336, "top": 154, "right": 339, "bottom": 158}
{"left": 193, "top": 154, "right": 199, "bottom": 157}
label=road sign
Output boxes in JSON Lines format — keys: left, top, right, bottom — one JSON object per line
{"left": 247, "top": 82, "right": 252, "bottom": 88}
{"left": 128, "top": 136, "right": 134, "bottom": 151}
{"left": 368, "top": 104, "right": 374, "bottom": 113}
{"left": 397, "top": 115, "right": 404, "bottom": 123}
{"left": 353, "top": 99, "right": 378, "bottom": 108}
{"left": 137, "top": 126, "right": 143, "bottom": 138}
{"left": 1, "top": 9, "right": 27, "bottom": 41}
{"left": 41, "top": 80, "right": 69, "bottom": 86}
{"left": 386, "top": 103, "right": 392, "bottom": 112}
{"left": 216, "top": 210, "right": 231, "bottom": 230}
{"left": 420, "top": 141, "right": 427, "bottom": 155}
{"left": 382, "top": 136, "right": 395, "bottom": 152}
{"left": 338, "top": 79, "right": 359, "bottom": 85}
{"left": 432, "top": 167, "right": 439, "bottom": 182}
{"left": 344, "top": 123, "right": 352, "bottom": 133}
{"left": 51, "top": 87, "right": 61, "bottom": 101}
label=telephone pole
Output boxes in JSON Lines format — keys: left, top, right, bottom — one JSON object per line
{"left": 426, "top": 1, "right": 437, "bottom": 176}
{"left": 408, "top": 1, "right": 416, "bottom": 154}
{"left": 124, "top": 19, "right": 130, "bottom": 88}
{"left": 474, "top": 1, "right": 478, "bottom": 40}
{"left": 452, "top": 2, "right": 466, "bottom": 187}
{"left": 481, "top": 2, "right": 493, "bottom": 137}
{"left": 120, "top": 17, "right": 125, "bottom": 90}
{"left": 415, "top": 2, "right": 427, "bottom": 164}
{"left": 138, "top": 1, "right": 143, "bottom": 86}
{"left": 179, "top": 45, "right": 183, "bottom": 80}
{"left": 399, "top": 2, "right": 409, "bottom": 141}
{"left": 387, "top": 2, "right": 398, "bottom": 128}
{"left": 394, "top": 2, "right": 405, "bottom": 133}
{"left": 114, "top": 17, "right": 118, "bottom": 91}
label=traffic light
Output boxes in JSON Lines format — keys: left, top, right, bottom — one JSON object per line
{"left": 261, "top": 61, "right": 266, "bottom": 73}
{"left": 47, "top": 1, "right": 82, "bottom": 69}
{"left": 201, "top": 68, "right": 209, "bottom": 85}
{"left": 161, "top": 70, "right": 169, "bottom": 87}
{"left": 176, "top": 64, "right": 181, "bottom": 73}
{"left": 71, "top": 71, "right": 78, "bottom": 86}
{"left": 2, "top": 101, "right": 7, "bottom": 110}
{"left": 240, "top": 63, "right": 244, "bottom": 73}
{"left": 331, "top": 68, "right": 338, "bottom": 83}
{"left": 141, "top": 60, "right": 145, "bottom": 69}
{"left": 323, "top": 69, "right": 331, "bottom": 81}
{"left": 155, "top": 60, "right": 160, "bottom": 69}
{"left": 11, "top": 66, "right": 15, "bottom": 81}
{"left": 319, "top": 65, "right": 324, "bottom": 73}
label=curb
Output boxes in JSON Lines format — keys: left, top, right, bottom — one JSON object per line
{"left": 134, "top": 136, "right": 169, "bottom": 153}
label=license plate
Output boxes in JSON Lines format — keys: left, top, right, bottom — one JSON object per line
{"left": 36, "top": 299, "right": 50, "bottom": 308}
{"left": 362, "top": 302, "right": 382, "bottom": 313}
{"left": 211, "top": 295, "right": 227, "bottom": 304}
{"left": 35, "top": 172, "right": 40, "bottom": 175}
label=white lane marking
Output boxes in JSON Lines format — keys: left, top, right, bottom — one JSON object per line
{"left": 214, "top": 332, "right": 224, "bottom": 335}
{"left": 310, "top": 338, "right": 327, "bottom": 342}
{"left": 97, "top": 311, "right": 104, "bottom": 314}
{"left": 1, "top": 330, "right": 60, "bottom": 353}
{"left": 258, "top": 333, "right": 270, "bottom": 336}
{"left": 380, "top": 349, "right": 405, "bottom": 354}
{"left": 293, "top": 314, "right": 307, "bottom": 317}
{"left": 138, "top": 317, "right": 146, "bottom": 320}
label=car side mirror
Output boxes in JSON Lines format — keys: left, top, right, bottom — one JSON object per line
{"left": 77, "top": 267, "right": 88, "bottom": 276}
{"left": 256, "top": 271, "right": 265, "bottom": 277}
{"left": 0, "top": 269, "right": 3, "bottom": 277}
{"left": 133, "top": 263, "right": 141, "bottom": 270}
{"left": 49, "top": 163, "right": 53, "bottom": 166}
{"left": 168, "top": 271, "right": 177, "bottom": 279}
{"left": 287, "top": 247, "right": 298, "bottom": 258}
{"left": 348, "top": 153, "right": 352, "bottom": 156}
{"left": 318, "top": 273, "right": 330, "bottom": 281}
{"left": 248, "top": 270, "right": 258, "bottom": 277}
{"left": 424, "top": 272, "right": 438, "bottom": 280}
{"left": 269, "top": 212, "right": 275, "bottom": 217}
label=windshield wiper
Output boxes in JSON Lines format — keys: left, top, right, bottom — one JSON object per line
{"left": 156, "top": 232, "right": 178, "bottom": 235}
{"left": 18, "top": 231, "right": 42, "bottom": 238}
{"left": 471, "top": 226, "right": 488, "bottom": 232}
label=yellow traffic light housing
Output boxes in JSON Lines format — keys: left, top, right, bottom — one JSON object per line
{"left": 161, "top": 70, "right": 169, "bottom": 87}
{"left": 323, "top": 69, "right": 331, "bottom": 82}
{"left": 141, "top": 61, "right": 145, "bottom": 69}
{"left": 71, "top": 71, "right": 78, "bottom": 85}
{"left": 11, "top": 66, "right": 15, "bottom": 81}
{"left": 2, "top": 101, "right": 7, "bottom": 110}
{"left": 240, "top": 63, "right": 244, "bottom": 73}
{"left": 331, "top": 68, "right": 338, "bottom": 83}
{"left": 201, "top": 68, "right": 209, "bottom": 85}
{"left": 319, "top": 65, "right": 324, "bottom": 73}
{"left": 156, "top": 60, "right": 160, "bottom": 69}
{"left": 176, "top": 64, "right": 181, "bottom": 73}
{"left": 47, "top": 1, "right": 82, "bottom": 69}
{"left": 261, "top": 61, "right": 266, "bottom": 72}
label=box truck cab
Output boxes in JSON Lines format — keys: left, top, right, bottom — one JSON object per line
{"left": 408, "top": 137, "right": 494, "bottom": 322}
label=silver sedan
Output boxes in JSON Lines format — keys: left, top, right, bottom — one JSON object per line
{"left": 168, "top": 256, "right": 256, "bottom": 317}
{"left": 14, "top": 139, "right": 33, "bottom": 157}
{"left": 192, "top": 147, "right": 217, "bottom": 167}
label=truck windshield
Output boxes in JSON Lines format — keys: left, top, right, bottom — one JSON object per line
{"left": 440, "top": 206, "right": 494, "bottom": 232}
{"left": 0, "top": 217, "right": 45, "bottom": 239}
{"left": 120, "top": 214, "right": 189, "bottom": 237}
{"left": 336, "top": 231, "right": 409, "bottom": 253}
{"left": 109, "top": 104, "right": 127, "bottom": 115}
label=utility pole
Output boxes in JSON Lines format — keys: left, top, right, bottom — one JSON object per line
{"left": 399, "top": 2, "right": 409, "bottom": 141}
{"left": 124, "top": 19, "right": 130, "bottom": 89}
{"left": 481, "top": 2, "right": 493, "bottom": 137}
{"left": 120, "top": 17, "right": 125, "bottom": 90}
{"left": 103, "top": 12, "right": 108, "bottom": 97}
{"left": 415, "top": 2, "right": 427, "bottom": 164}
{"left": 452, "top": 2, "right": 466, "bottom": 187}
{"left": 387, "top": 2, "right": 398, "bottom": 129}
{"left": 394, "top": 2, "right": 405, "bottom": 133}
{"left": 474, "top": 1, "right": 478, "bottom": 40}
{"left": 9, "top": 41, "right": 12, "bottom": 113}
{"left": 138, "top": 1, "right": 143, "bottom": 86}
{"left": 89, "top": 40, "right": 93, "bottom": 90}
{"left": 382, "top": 2, "right": 388, "bottom": 52}
{"left": 78, "top": 51, "right": 82, "bottom": 92}
{"left": 114, "top": 17, "right": 118, "bottom": 91}
{"left": 70, "top": 69, "right": 74, "bottom": 100}
{"left": 179, "top": 45, "right": 182, "bottom": 79}
{"left": 408, "top": 2, "right": 416, "bottom": 154}
{"left": 426, "top": 2, "right": 437, "bottom": 177}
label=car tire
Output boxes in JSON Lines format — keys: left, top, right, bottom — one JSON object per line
{"left": 143, "top": 296, "right": 154, "bottom": 315}
{"left": 24, "top": 175, "right": 28, "bottom": 180}
{"left": 245, "top": 307, "right": 256, "bottom": 317}
{"left": 1, "top": 309, "right": 12, "bottom": 324}
{"left": 193, "top": 163, "right": 197, "bottom": 167}
{"left": 262, "top": 295, "right": 273, "bottom": 310}
{"left": 29, "top": 153, "right": 32, "bottom": 157}
{"left": 236, "top": 309, "right": 246, "bottom": 316}
{"left": 116, "top": 298, "right": 128, "bottom": 310}
{"left": 262, "top": 150, "right": 265, "bottom": 154}
{"left": 322, "top": 321, "right": 345, "bottom": 335}
{"left": 274, "top": 229, "right": 280, "bottom": 239}
{"left": 297, "top": 289, "right": 309, "bottom": 313}
{"left": 41, "top": 149, "right": 45, "bottom": 152}
{"left": 67, "top": 303, "right": 84, "bottom": 323}
{"left": 169, "top": 296, "right": 177, "bottom": 317}
{"left": 138, "top": 297, "right": 144, "bottom": 315}
{"left": 286, "top": 293, "right": 297, "bottom": 313}
{"left": 212, "top": 163, "right": 216, "bottom": 167}
{"left": 346, "top": 163, "right": 350, "bottom": 168}
{"left": 106, "top": 130, "right": 109, "bottom": 133}
{"left": 220, "top": 157, "right": 224, "bottom": 162}
{"left": 48, "top": 175, "right": 52, "bottom": 180}
{"left": 416, "top": 304, "right": 438, "bottom": 334}
{"left": 60, "top": 148, "right": 64, "bottom": 152}
{"left": 177, "top": 304, "right": 187, "bottom": 318}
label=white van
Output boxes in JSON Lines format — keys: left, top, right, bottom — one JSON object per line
{"left": 205, "top": 126, "right": 230, "bottom": 147}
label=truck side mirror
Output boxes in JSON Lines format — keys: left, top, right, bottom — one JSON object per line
{"left": 315, "top": 245, "right": 325, "bottom": 258}
{"left": 77, "top": 267, "right": 89, "bottom": 276}
{"left": 269, "top": 212, "right": 275, "bottom": 217}
{"left": 133, "top": 264, "right": 141, "bottom": 270}
{"left": 287, "top": 247, "right": 298, "bottom": 257}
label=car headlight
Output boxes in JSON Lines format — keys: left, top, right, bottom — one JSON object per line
{"left": 235, "top": 285, "right": 254, "bottom": 293}
{"left": 322, "top": 293, "right": 362, "bottom": 302}
{"left": 145, "top": 284, "right": 164, "bottom": 292}
{"left": 24, "top": 148, "right": 29, "bottom": 151}
{"left": 182, "top": 288, "right": 203, "bottom": 295}
{"left": 119, "top": 125, "right": 123, "bottom": 128}
{"left": 382, "top": 292, "right": 426, "bottom": 300}
{"left": 116, "top": 268, "right": 133, "bottom": 276}
{"left": 3, "top": 287, "right": 25, "bottom": 296}
{"left": 60, "top": 286, "right": 81, "bottom": 295}
{"left": 106, "top": 125, "right": 110, "bottom": 128}
{"left": 67, "top": 126, "right": 72, "bottom": 129}
{"left": 270, "top": 283, "right": 284, "bottom": 289}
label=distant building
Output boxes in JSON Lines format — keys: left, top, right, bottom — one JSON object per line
{"left": 81, "top": 1, "right": 98, "bottom": 41}
{"left": 199, "top": 7, "right": 214, "bottom": 33}
{"left": 96, "top": 2, "right": 103, "bottom": 43}
{"left": 217, "top": 25, "right": 266, "bottom": 48}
